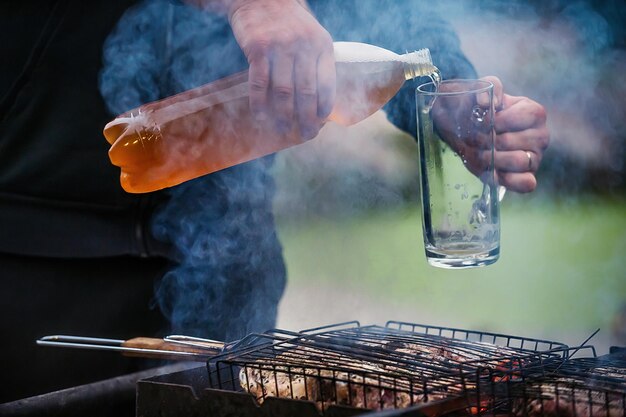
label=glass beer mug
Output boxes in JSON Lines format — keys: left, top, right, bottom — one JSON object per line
{"left": 416, "top": 79, "right": 500, "bottom": 269}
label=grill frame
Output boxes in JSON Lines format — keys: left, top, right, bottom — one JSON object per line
{"left": 458, "top": 347, "right": 626, "bottom": 417}
{"left": 385, "top": 321, "right": 569, "bottom": 353}
{"left": 130, "top": 324, "right": 626, "bottom": 417}
{"left": 205, "top": 321, "right": 571, "bottom": 413}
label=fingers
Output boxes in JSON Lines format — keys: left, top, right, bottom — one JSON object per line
{"left": 316, "top": 48, "right": 336, "bottom": 119}
{"left": 495, "top": 134, "right": 543, "bottom": 192}
{"left": 490, "top": 92, "right": 549, "bottom": 193}
{"left": 249, "top": 38, "right": 332, "bottom": 139}
{"left": 495, "top": 148, "right": 541, "bottom": 193}
{"left": 495, "top": 150, "right": 541, "bottom": 173}
{"left": 271, "top": 49, "right": 296, "bottom": 134}
{"left": 247, "top": 44, "right": 271, "bottom": 120}
{"left": 497, "top": 171, "right": 537, "bottom": 193}
{"left": 496, "top": 128, "right": 550, "bottom": 153}
{"left": 294, "top": 51, "right": 320, "bottom": 139}
{"left": 495, "top": 95, "right": 547, "bottom": 133}
{"left": 479, "top": 76, "right": 503, "bottom": 110}
{"left": 457, "top": 147, "right": 539, "bottom": 193}
{"left": 229, "top": 0, "right": 335, "bottom": 141}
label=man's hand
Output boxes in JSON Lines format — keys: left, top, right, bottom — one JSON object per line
{"left": 431, "top": 76, "right": 549, "bottom": 193}
{"left": 227, "top": 0, "right": 336, "bottom": 140}
{"left": 482, "top": 76, "right": 550, "bottom": 193}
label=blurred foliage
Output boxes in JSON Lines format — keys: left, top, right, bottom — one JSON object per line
{"left": 276, "top": 193, "right": 626, "bottom": 351}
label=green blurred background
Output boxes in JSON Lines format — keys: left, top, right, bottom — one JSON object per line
{"left": 273, "top": 1, "right": 626, "bottom": 354}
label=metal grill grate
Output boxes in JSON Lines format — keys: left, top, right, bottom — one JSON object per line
{"left": 386, "top": 321, "right": 569, "bottom": 353}
{"left": 206, "top": 321, "right": 570, "bottom": 413}
{"left": 464, "top": 348, "right": 626, "bottom": 417}
{"left": 209, "top": 336, "right": 470, "bottom": 411}
{"left": 466, "top": 373, "right": 626, "bottom": 417}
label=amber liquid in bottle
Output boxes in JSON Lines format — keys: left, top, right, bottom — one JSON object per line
{"left": 103, "top": 42, "right": 439, "bottom": 193}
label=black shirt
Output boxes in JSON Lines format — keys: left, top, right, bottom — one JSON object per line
{"left": 0, "top": 0, "right": 474, "bottom": 338}
{"left": 0, "top": 0, "right": 475, "bottom": 259}
{"left": 0, "top": 0, "right": 165, "bottom": 257}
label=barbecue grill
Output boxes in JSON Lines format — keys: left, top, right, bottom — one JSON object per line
{"left": 139, "top": 322, "right": 625, "bottom": 417}
{"left": 133, "top": 320, "right": 583, "bottom": 417}
{"left": 3, "top": 321, "right": 625, "bottom": 417}
{"left": 204, "top": 321, "right": 568, "bottom": 413}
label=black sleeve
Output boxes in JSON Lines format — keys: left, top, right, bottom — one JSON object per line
{"left": 310, "top": 0, "right": 477, "bottom": 136}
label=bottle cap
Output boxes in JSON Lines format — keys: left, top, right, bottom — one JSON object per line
{"left": 402, "top": 48, "right": 436, "bottom": 80}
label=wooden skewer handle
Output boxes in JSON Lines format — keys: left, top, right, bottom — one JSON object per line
{"left": 121, "top": 337, "right": 223, "bottom": 361}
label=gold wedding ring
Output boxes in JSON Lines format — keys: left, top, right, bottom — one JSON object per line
{"left": 525, "top": 151, "right": 533, "bottom": 171}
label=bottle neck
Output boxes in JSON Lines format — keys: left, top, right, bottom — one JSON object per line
{"left": 401, "top": 48, "right": 440, "bottom": 81}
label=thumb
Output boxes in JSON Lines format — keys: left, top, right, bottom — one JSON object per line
{"left": 480, "top": 76, "right": 504, "bottom": 110}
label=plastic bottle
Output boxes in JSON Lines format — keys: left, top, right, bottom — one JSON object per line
{"left": 103, "top": 42, "right": 440, "bottom": 193}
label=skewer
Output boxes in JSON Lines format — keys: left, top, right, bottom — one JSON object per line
{"left": 37, "top": 335, "right": 223, "bottom": 361}
{"left": 552, "top": 328, "right": 601, "bottom": 372}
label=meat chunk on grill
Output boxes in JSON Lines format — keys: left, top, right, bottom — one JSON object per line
{"left": 236, "top": 341, "right": 469, "bottom": 411}
{"left": 239, "top": 365, "right": 446, "bottom": 411}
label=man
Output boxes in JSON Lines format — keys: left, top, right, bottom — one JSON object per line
{"left": 0, "top": 0, "right": 548, "bottom": 402}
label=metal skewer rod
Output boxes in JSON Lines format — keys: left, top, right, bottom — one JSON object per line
{"left": 37, "top": 335, "right": 217, "bottom": 361}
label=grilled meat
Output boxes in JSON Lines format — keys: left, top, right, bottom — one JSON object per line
{"left": 236, "top": 339, "right": 492, "bottom": 411}
{"left": 236, "top": 330, "right": 555, "bottom": 412}
{"left": 239, "top": 365, "right": 442, "bottom": 410}
{"left": 511, "top": 378, "right": 626, "bottom": 417}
